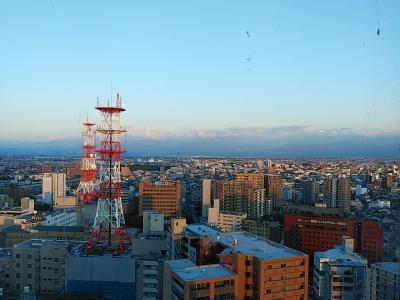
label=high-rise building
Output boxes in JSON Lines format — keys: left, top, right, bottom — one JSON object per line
{"left": 301, "top": 179, "right": 319, "bottom": 204}
{"left": 369, "top": 262, "right": 400, "bottom": 300}
{"left": 323, "top": 178, "right": 337, "bottom": 208}
{"left": 323, "top": 177, "right": 351, "bottom": 213}
{"left": 264, "top": 174, "right": 283, "bottom": 212}
{"left": 313, "top": 237, "right": 368, "bottom": 300}
{"left": 139, "top": 180, "right": 181, "bottom": 218}
{"left": 37, "top": 164, "right": 52, "bottom": 174}
{"left": 235, "top": 172, "right": 264, "bottom": 189}
{"left": 215, "top": 179, "right": 265, "bottom": 218}
{"left": 207, "top": 199, "right": 247, "bottom": 232}
{"left": 242, "top": 219, "right": 281, "bottom": 242}
{"left": 202, "top": 179, "right": 212, "bottom": 218}
{"left": 337, "top": 177, "right": 351, "bottom": 213}
{"left": 42, "top": 173, "right": 66, "bottom": 205}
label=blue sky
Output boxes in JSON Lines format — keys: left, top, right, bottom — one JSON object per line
{"left": 0, "top": 0, "right": 399, "bottom": 141}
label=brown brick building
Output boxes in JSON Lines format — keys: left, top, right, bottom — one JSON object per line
{"left": 139, "top": 180, "right": 181, "bottom": 218}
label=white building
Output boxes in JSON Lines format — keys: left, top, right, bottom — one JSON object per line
{"left": 42, "top": 173, "right": 66, "bottom": 205}
{"left": 41, "top": 210, "right": 78, "bottom": 226}
{"left": 313, "top": 237, "right": 368, "bottom": 300}
{"left": 207, "top": 199, "right": 247, "bottom": 232}
{"left": 143, "top": 210, "right": 164, "bottom": 234}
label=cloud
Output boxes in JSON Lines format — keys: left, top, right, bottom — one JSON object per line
{"left": 124, "top": 125, "right": 399, "bottom": 141}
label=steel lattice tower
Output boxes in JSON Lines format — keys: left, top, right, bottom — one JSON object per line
{"left": 75, "top": 119, "right": 98, "bottom": 203}
{"left": 85, "top": 94, "right": 131, "bottom": 254}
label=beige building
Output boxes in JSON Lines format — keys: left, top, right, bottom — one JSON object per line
{"left": 8, "top": 239, "right": 82, "bottom": 295}
{"left": 207, "top": 199, "right": 247, "bottom": 232}
{"left": 42, "top": 173, "right": 66, "bottom": 205}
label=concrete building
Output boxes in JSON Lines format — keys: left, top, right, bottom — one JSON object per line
{"left": 168, "top": 218, "right": 187, "bottom": 260}
{"left": 66, "top": 248, "right": 136, "bottom": 300}
{"left": 283, "top": 185, "right": 293, "bottom": 202}
{"left": 301, "top": 178, "right": 319, "bottom": 204}
{"left": 0, "top": 225, "right": 89, "bottom": 247}
{"left": 337, "top": 177, "right": 351, "bottom": 213}
{"left": 284, "top": 205, "right": 384, "bottom": 264}
{"left": 242, "top": 218, "right": 281, "bottom": 243}
{"left": 143, "top": 210, "right": 164, "bottom": 234}
{"left": 323, "top": 177, "right": 337, "bottom": 208}
{"left": 167, "top": 223, "right": 309, "bottom": 300}
{"left": 369, "top": 262, "right": 400, "bottom": 300}
{"left": 42, "top": 173, "right": 66, "bottom": 205}
{"left": 313, "top": 237, "right": 368, "bottom": 300}
{"left": 8, "top": 239, "right": 81, "bottom": 296}
{"left": 139, "top": 180, "right": 181, "bottom": 218}
{"left": 167, "top": 262, "right": 237, "bottom": 300}
{"left": 207, "top": 199, "right": 247, "bottom": 232}
{"left": 264, "top": 174, "right": 283, "bottom": 212}
{"left": 41, "top": 210, "right": 78, "bottom": 226}
{"left": 201, "top": 179, "right": 212, "bottom": 218}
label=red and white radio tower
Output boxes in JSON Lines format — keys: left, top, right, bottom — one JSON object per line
{"left": 75, "top": 119, "right": 97, "bottom": 203}
{"left": 85, "top": 93, "right": 131, "bottom": 254}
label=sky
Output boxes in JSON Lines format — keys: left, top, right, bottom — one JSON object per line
{"left": 0, "top": 0, "right": 399, "bottom": 145}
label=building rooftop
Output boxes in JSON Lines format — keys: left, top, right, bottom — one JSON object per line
{"left": 186, "top": 224, "right": 221, "bottom": 237}
{"left": 186, "top": 224, "right": 306, "bottom": 260}
{"left": 15, "top": 238, "right": 83, "bottom": 249}
{"left": 215, "top": 231, "right": 307, "bottom": 260}
{"left": 165, "top": 259, "right": 196, "bottom": 270}
{"left": 174, "top": 264, "right": 236, "bottom": 282}
{"left": 374, "top": 262, "right": 400, "bottom": 275}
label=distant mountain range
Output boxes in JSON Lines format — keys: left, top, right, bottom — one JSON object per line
{"left": 0, "top": 134, "right": 399, "bottom": 158}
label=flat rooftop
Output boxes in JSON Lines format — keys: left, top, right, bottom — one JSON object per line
{"left": 16, "top": 238, "right": 83, "bottom": 249}
{"left": 174, "top": 264, "right": 236, "bottom": 282}
{"left": 165, "top": 259, "right": 196, "bottom": 270}
{"left": 185, "top": 224, "right": 306, "bottom": 260}
{"left": 216, "top": 232, "right": 307, "bottom": 260}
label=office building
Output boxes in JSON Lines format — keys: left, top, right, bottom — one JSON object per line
{"left": 323, "top": 178, "right": 337, "bottom": 208}
{"left": 337, "top": 177, "right": 351, "bottom": 213}
{"left": 323, "top": 177, "right": 351, "bottom": 213}
{"left": 42, "top": 173, "right": 66, "bottom": 205}
{"left": 313, "top": 237, "right": 368, "bottom": 300}
{"left": 139, "top": 180, "right": 181, "bottom": 218}
{"left": 284, "top": 205, "right": 384, "bottom": 264}
{"left": 207, "top": 199, "right": 247, "bottom": 232}
{"left": 242, "top": 218, "right": 281, "bottom": 243}
{"left": 40, "top": 210, "right": 78, "bottom": 227}
{"left": 264, "top": 174, "right": 283, "bottom": 212}
{"left": 369, "top": 262, "right": 400, "bottom": 300}
{"left": 167, "top": 223, "right": 309, "bottom": 300}
{"left": 215, "top": 179, "right": 265, "bottom": 218}
{"left": 301, "top": 179, "right": 319, "bottom": 204}
{"left": 6, "top": 239, "right": 81, "bottom": 295}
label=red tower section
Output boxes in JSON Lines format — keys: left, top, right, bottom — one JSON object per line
{"left": 75, "top": 120, "right": 98, "bottom": 203}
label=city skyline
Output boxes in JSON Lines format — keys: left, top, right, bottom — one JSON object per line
{"left": 1, "top": 0, "right": 399, "bottom": 145}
